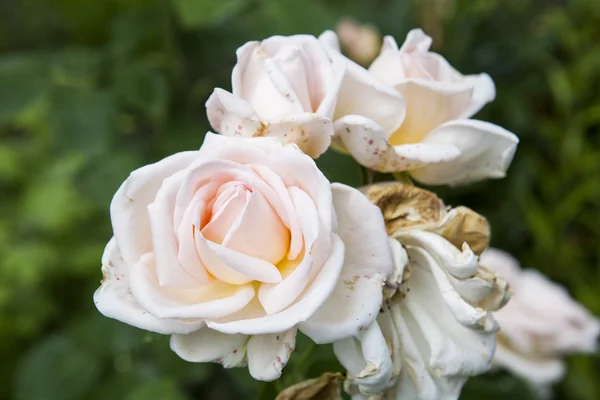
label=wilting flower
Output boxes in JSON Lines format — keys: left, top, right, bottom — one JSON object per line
{"left": 334, "top": 183, "right": 510, "bottom": 399}
{"left": 206, "top": 35, "right": 345, "bottom": 158}
{"left": 319, "top": 29, "right": 519, "bottom": 185}
{"left": 94, "top": 133, "right": 392, "bottom": 381}
{"left": 481, "top": 248, "right": 600, "bottom": 387}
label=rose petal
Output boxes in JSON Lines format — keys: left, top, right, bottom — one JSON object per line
{"left": 333, "top": 323, "right": 393, "bottom": 395}
{"left": 196, "top": 229, "right": 282, "bottom": 284}
{"left": 235, "top": 42, "right": 305, "bottom": 120}
{"left": 149, "top": 171, "right": 209, "bottom": 287}
{"left": 129, "top": 253, "right": 256, "bottom": 320}
{"left": 388, "top": 80, "right": 474, "bottom": 145}
{"left": 411, "top": 119, "right": 519, "bottom": 185}
{"left": 170, "top": 328, "right": 248, "bottom": 368}
{"left": 334, "top": 115, "right": 460, "bottom": 173}
{"left": 319, "top": 31, "right": 406, "bottom": 136}
{"left": 266, "top": 113, "right": 334, "bottom": 158}
{"left": 207, "top": 234, "right": 344, "bottom": 335}
{"left": 222, "top": 189, "right": 289, "bottom": 265}
{"left": 494, "top": 344, "right": 565, "bottom": 386}
{"left": 299, "top": 184, "right": 392, "bottom": 343}
{"left": 111, "top": 151, "right": 198, "bottom": 266}
{"left": 93, "top": 238, "right": 204, "bottom": 335}
{"left": 206, "top": 88, "right": 263, "bottom": 137}
{"left": 368, "top": 35, "right": 406, "bottom": 85}
{"left": 247, "top": 329, "right": 297, "bottom": 381}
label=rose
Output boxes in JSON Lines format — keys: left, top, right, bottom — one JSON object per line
{"left": 333, "top": 184, "right": 510, "bottom": 399}
{"left": 319, "top": 29, "right": 519, "bottom": 185}
{"left": 481, "top": 248, "right": 600, "bottom": 386}
{"left": 206, "top": 35, "right": 345, "bottom": 158}
{"left": 94, "top": 133, "right": 392, "bottom": 381}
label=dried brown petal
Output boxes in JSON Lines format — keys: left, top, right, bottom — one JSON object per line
{"left": 435, "top": 206, "right": 491, "bottom": 255}
{"left": 362, "top": 182, "right": 445, "bottom": 235}
{"left": 275, "top": 372, "right": 344, "bottom": 400}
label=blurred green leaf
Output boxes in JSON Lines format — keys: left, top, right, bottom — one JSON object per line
{"left": 15, "top": 333, "right": 101, "bottom": 400}
{"left": 171, "top": 0, "right": 248, "bottom": 29}
{"left": 125, "top": 378, "right": 189, "bottom": 400}
{"left": 47, "top": 87, "right": 117, "bottom": 154}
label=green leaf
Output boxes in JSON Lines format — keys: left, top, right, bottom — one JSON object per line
{"left": 171, "top": 0, "right": 248, "bottom": 29}
{"left": 125, "top": 378, "right": 189, "bottom": 400}
{"left": 47, "top": 87, "right": 117, "bottom": 154}
{"left": 15, "top": 333, "right": 101, "bottom": 400}
{"left": 0, "top": 54, "right": 50, "bottom": 123}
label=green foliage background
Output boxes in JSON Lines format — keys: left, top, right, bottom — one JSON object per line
{"left": 0, "top": 0, "right": 599, "bottom": 399}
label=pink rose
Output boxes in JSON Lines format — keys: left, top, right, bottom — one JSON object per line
{"left": 481, "top": 248, "right": 600, "bottom": 386}
{"left": 320, "top": 29, "right": 518, "bottom": 185}
{"left": 94, "top": 133, "right": 392, "bottom": 381}
{"left": 206, "top": 35, "right": 345, "bottom": 158}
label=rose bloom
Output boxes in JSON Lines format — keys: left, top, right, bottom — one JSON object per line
{"left": 481, "top": 248, "right": 600, "bottom": 387}
{"left": 94, "top": 133, "right": 392, "bottom": 381}
{"left": 319, "top": 29, "right": 519, "bottom": 185}
{"left": 206, "top": 35, "right": 345, "bottom": 158}
{"left": 333, "top": 184, "right": 510, "bottom": 400}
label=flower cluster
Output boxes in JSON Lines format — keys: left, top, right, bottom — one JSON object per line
{"left": 93, "top": 27, "right": 597, "bottom": 399}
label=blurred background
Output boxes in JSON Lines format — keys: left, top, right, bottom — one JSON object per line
{"left": 1, "top": 0, "right": 599, "bottom": 399}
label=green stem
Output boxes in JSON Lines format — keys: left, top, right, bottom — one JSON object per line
{"left": 392, "top": 171, "right": 414, "bottom": 185}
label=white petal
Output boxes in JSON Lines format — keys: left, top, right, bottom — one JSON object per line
{"left": 368, "top": 36, "right": 404, "bottom": 85}
{"left": 111, "top": 151, "right": 198, "bottom": 266}
{"left": 93, "top": 238, "right": 204, "bottom": 335}
{"left": 494, "top": 344, "right": 565, "bottom": 386}
{"left": 207, "top": 234, "right": 345, "bottom": 335}
{"left": 236, "top": 42, "right": 305, "bottom": 120}
{"left": 247, "top": 329, "right": 297, "bottom": 381}
{"left": 196, "top": 229, "right": 282, "bottom": 284}
{"left": 129, "top": 253, "right": 256, "bottom": 320}
{"left": 299, "top": 184, "right": 392, "bottom": 343}
{"left": 399, "top": 29, "right": 433, "bottom": 53}
{"left": 411, "top": 119, "right": 519, "bottom": 185}
{"left": 334, "top": 114, "right": 459, "bottom": 173}
{"left": 389, "top": 80, "right": 475, "bottom": 145}
{"left": 170, "top": 328, "right": 248, "bottom": 368}
{"left": 266, "top": 112, "right": 334, "bottom": 158}
{"left": 460, "top": 73, "right": 496, "bottom": 118}
{"left": 206, "top": 88, "right": 262, "bottom": 137}
{"left": 319, "top": 35, "right": 406, "bottom": 135}
{"left": 333, "top": 323, "right": 393, "bottom": 395}
{"left": 149, "top": 171, "right": 208, "bottom": 287}
{"left": 222, "top": 189, "right": 289, "bottom": 265}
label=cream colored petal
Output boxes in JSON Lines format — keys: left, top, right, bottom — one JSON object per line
{"left": 93, "top": 238, "right": 204, "bottom": 335}
{"left": 170, "top": 328, "right": 248, "bottom": 368}
{"left": 247, "top": 329, "right": 297, "bottom": 381}
{"left": 411, "top": 119, "right": 519, "bottom": 186}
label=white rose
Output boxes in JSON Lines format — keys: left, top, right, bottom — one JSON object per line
{"left": 94, "top": 133, "right": 392, "bottom": 381}
{"left": 481, "top": 248, "right": 600, "bottom": 387}
{"left": 319, "top": 29, "right": 519, "bottom": 185}
{"left": 333, "top": 184, "right": 510, "bottom": 400}
{"left": 206, "top": 35, "right": 345, "bottom": 158}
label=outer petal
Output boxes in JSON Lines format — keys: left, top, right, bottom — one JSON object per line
{"left": 170, "top": 328, "right": 248, "bottom": 368}
{"left": 411, "top": 119, "right": 519, "bottom": 185}
{"left": 110, "top": 151, "right": 198, "bottom": 266}
{"left": 93, "top": 238, "right": 203, "bottom": 335}
{"left": 460, "top": 73, "right": 496, "bottom": 118}
{"left": 494, "top": 344, "right": 565, "bottom": 386}
{"left": 333, "top": 323, "right": 393, "bottom": 395}
{"left": 334, "top": 115, "right": 459, "bottom": 173}
{"left": 267, "top": 112, "right": 333, "bottom": 158}
{"left": 247, "top": 329, "right": 297, "bottom": 381}
{"left": 299, "top": 184, "right": 392, "bottom": 343}
{"left": 206, "top": 88, "right": 263, "bottom": 137}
